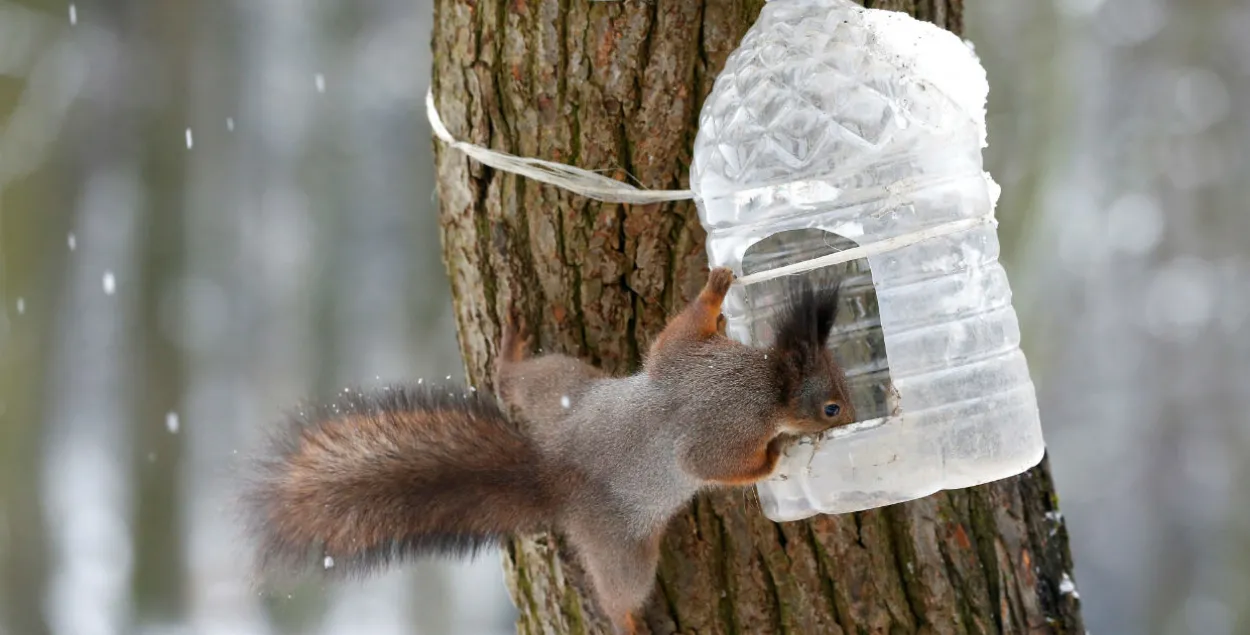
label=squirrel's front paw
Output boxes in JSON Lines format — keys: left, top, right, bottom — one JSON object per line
{"left": 705, "top": 267, "right": 735, "bottom": 298}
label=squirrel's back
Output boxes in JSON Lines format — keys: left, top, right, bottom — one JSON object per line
{"left": 538, "top": 373, "right": 702, "bottom": 535}
{"left": 242, "top": 385, "right": 568, "bottom": 576}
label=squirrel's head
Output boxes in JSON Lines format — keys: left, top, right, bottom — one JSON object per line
{"left": 770, "top": 277, "right": 856, "bottom": 436}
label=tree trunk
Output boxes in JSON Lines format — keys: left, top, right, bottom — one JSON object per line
{"left": 430, "top": 2, "right": 1086, "bottom": 633}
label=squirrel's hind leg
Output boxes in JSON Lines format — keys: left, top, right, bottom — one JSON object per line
{"left": 564, "top": 521, "right": 661, "bottom": 635}
{"left": 499, "top": 308, "right": 532, "bottom": 367}
{"left": 495, "top": 308, "right": 605, "bottom": 423}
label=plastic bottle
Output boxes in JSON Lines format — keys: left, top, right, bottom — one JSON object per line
{"left": 690, "top": 0, "right": 1045, "bottom": 521}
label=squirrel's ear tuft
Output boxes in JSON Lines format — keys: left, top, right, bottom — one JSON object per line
{"left": 772, "top": 277, "right": 841, "bottom": 357}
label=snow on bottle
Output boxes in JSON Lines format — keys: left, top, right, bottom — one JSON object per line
{"left": 690, "top": 0, "right": 1046, "bottom": 521}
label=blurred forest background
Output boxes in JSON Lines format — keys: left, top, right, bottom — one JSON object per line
{"left": 0, "top": 0, "right": 1247, "bottom": 634}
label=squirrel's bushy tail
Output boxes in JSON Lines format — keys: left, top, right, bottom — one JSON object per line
{"left": 242, "top": 385, "right": 556, "bottom": 577}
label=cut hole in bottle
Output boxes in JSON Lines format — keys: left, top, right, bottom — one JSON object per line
{"left": 739, "top": 228, "right": 898, "bottom": 427}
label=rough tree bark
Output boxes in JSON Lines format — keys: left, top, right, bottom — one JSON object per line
{"left": 430, "top": 1, "right": 1086, "bottom": 633}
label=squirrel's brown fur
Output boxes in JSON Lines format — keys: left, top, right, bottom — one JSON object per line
{"left": 242, "top": 386, "right": 576, "bottom": 576}
{"left": 242, "top": 267, "right": 854, "bottom": 634}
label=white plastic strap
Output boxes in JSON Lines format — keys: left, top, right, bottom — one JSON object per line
{"left": 426, "top": 90, "right": 695, "bottom": 204}
{"left": 427, "top": 90, "right": 997, "bottom": 283}
{"left": 733, "top": 214, "right": 997, "bottom": 286}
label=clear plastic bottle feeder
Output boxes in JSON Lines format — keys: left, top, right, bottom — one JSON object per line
{"left": 691, "top": 0, "right": 1046, "bottom": 521}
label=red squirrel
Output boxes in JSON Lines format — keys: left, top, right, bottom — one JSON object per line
{"left": 242, "top": 267, "right": 855, "bottom": 634}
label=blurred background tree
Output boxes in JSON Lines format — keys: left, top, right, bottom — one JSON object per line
{"left": 1, "top": 0, "right": 1247, "bottom": 634}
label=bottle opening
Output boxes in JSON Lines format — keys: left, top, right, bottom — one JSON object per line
{"left": 739, "top": 228, "right": 898, "bottom": 427}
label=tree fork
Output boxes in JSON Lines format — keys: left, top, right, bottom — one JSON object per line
{"left": 430, "top": 1, "right": 1084, "bottom": 633}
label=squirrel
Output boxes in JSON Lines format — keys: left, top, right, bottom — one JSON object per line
{"left": 241, "top": 267, "right": 855, "bottom": 634}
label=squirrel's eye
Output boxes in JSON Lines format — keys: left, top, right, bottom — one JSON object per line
{"left": 823, "top": 403, "right": 841, "bottom": 418}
